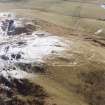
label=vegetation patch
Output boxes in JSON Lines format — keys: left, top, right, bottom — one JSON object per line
{"left": 74, "top": 70, "right": 105, "bottom": 105}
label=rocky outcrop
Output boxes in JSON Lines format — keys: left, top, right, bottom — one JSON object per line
{"left": 0, "top": 75, "right": 49, "bottom": 105}
{"left": 0, "top": 12, "right": 69, "bottom": 105}
{"left": 16, "top": 62, "right": 47, "bottom": 73}
{"left": 0, "top": 13, "right": 36, "bottom": 36}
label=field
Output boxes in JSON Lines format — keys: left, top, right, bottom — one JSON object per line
{"left": 0, "top": 0, "right": 105, "bottom": 105}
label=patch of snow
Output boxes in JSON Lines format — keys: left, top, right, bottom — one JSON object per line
{"left": 0, "top": 84, "right": 11, "bottom": 91}
{"left": 0, "top": 12, "right": 71, "bottom": 79}
{"left": 101, "top": 4, "right": 105, "bottom": 9}
{"left": 94, "top": 29, "right": 103, "bottom": 35}
{"left": 0, "top": 31, "right": 70, "bottom": 79}
{"left": 0, "top": 31, "right": 70, "bottom": 63}
{"left": 1, "top": 70, "right": 29, "bottom": 79}
{"left": 0, "top": 12, "right": 15, "bottom": 20}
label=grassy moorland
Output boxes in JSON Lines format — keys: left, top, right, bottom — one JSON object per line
{"left": 0, "top": 0, "right": 105, "bottom": 105}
